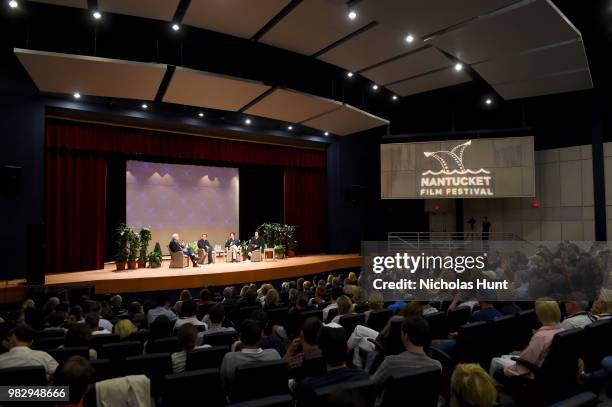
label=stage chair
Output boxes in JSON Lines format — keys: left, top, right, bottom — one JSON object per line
{"left": 228, "top": 394, "right": 293, "bottom": 407}
{"left": 125, "top": 353, "right": 172, "bottom": 396}
{"left": 229, "top": 360, "right": 289, "bottom": 402}
{"left": 163, "top": 368, "right": 225, "bottom": 407}
{"left": 48, "top": 346, "right": 89, "bottom": 362}
{"left": 251, "top": 249, "right": 263, "bottom": 262}
{"left": 226, "top": 246, "right": 241, "bottom": 262}
{"left": 196, "top": 248, "right": 208, "bottom": 265}
{"left": 0, "top": 366, "right": 47, "bottom": 386}
{"left": 380, "top": 365, "right": 441, "bottom": 407}
{"left": 169, "top": 246, "right": 189, "bottom": 268}
{"left": 366, "top": 309, "right": 393, "bottom": 333}
{"left": 185, "top": 345, "right": 229, "bottom": 370}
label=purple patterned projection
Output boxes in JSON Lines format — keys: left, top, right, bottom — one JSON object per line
{"left": 126, "top": 160, "right": 239, "bottom": 253}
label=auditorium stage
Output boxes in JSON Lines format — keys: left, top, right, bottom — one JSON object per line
{"left": 0, "top": 254, "right": 361, "bottom": 303}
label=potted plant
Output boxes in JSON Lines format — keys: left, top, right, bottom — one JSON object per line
{"left": 286, "top": 225, "right": 297, "bottom": 257}
{"left": 274, "top": 244, "right": 285, "bottom": 260}
{"left": 148, "top": 242, "right": 163, "bottom": 268}
{"left": 114, "top": 223, "right": 131, "bottom": 271}
{"left": 127, "top": 230, "right": 140, "bottom": 270}
{"left": 138, "top": 227, "right": 152, "bottom": 268}
{"left": 240, "top": 241, "right": 249, "bottom": 261}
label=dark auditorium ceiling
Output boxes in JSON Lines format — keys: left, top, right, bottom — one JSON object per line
{"left": 1, "top": 0, "right": 610, "bottom": 147}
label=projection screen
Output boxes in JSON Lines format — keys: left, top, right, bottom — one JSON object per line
{"left": 126, "top": 160, "right": 239, "bottom": 254}
{"left": 381, "top": 136, "right": 535, "bottom": 199}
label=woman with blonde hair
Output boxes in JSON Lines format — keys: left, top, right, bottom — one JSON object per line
{"left": 114, "top": 319, "right": 138, "bottom": 340}
{"left": 489, "top": 299, "right": 564, "bottom": 383}
{"left": 451, "top": 364, "right": 497, "bottom": 407}
{"left": 331, "top": 295, "right": 354, "bottom": 323}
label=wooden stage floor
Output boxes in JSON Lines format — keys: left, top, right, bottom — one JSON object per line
{"left": 1, "top": 254, "right": 360, "bottom": 302}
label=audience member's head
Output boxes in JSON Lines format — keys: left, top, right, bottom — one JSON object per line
{"left": 367, "top": 292, "right": 384, "bottom": 311}
{"left": 47, "top": 311, "right": 66, "bottom": 328}
{"left": 84, "top": 312, "right": 100, "bottom": 331}
{"left": 110, "top": 294, "right": 123, "bottom": 309}
{"left": 330, "top": 286, "right": 344, "bottom": 302}
{"left": 245, "top": 287, "right": 258, "bottom": 303}
{"left": 179, "top": 290, "right": 192, "bottom": 302}
{"left": 336, "top": 295, "right": 353, "bottom": 316}
{"left": 156, "top": 295, "right": 170, "bottom": 308}
{"left": 114, "top": 319, "right": 137, "bottom": 340}
{"left": 239, "top": 318, "right": 262, "bottom": 347}
{"left": 150, "top": 315, "right": 173, "bottom": 340}
{"left": 43, "top": 297, "right": 60, "bottom": 315}
{"left": 401, "top": 316, "right": 430, "bottom": 351}
{"left": 315, "top": 286, "right": 326, "bottom": 300}
{"left": 265, "top": 289, "right": 279, "bottom": 306}
{"left": 177, "top": 323, "right": 198, "bottom": 351}
{"left": 564, "top": 292, "right": 589, "bottom": 316}
{"left": 208, "top": 303, "right": 225, "bottom": 325}
{"left": 69, "top": 305, "right": 83, "bottom": 323}
{"left": 223, "top": 287, "right": 233, "bottom": 299}
{"left": 302, "top": 317, "right": 323, "bottom": 346}
{"left": 451, "top": 364, "right": 497, "bottom": 407}
{"left": 317, "top": 325, "right": 347, "bottom": 368}
{"left": 128, "top": 301, "right": 143, "bottom": 315}
{"left": 535, "top": 299, "right": 561, "bottom": 326}
{"left": 8, "top": 324, "right": 35, "bottom": 348}
{"left": 53, "top": 356, "right": 95, "bottom": 404}
{"left": 296, "top": 292, "right": 309, "bottom": 309}
{"left": 22, "top": 299, "right": 35, "bottom": 309}
{"left": 200, "top": 288, "right": 212, "bottom": 302}
{"left": 180, "top": 299, "right": 197, "bottom": 318}
{"left": 399, "top": 301, "right": 424, "bottom": 317}
{"left": 65, "top": 323, "right": 93, "bottom": 347}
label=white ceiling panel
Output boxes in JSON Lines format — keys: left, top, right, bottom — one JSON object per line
{"left": 429, "top": 0, "right": 581, "bottom": 64}
{"left": 15, "top": 48, "right": 166, "bottom": 100}
{"left": 244, "top": 88, "right": 341, "bottom": 123}
{"left": 493, "top": 69, "right": 592, "bottom": 100}
{"left": 97, "top": 0, "right": 180, "bottom": 21}
{"left": 355, "top": 0, "right": 520, "bottom": 39}
{"left": 163, "top": 67, "right": 271, "bottom": 112}
{"left": 302, "top": 104, "right": 388, "bottom": 136}
{"left": 183, "top": 0, "right": 290, "bottom": 39}
{"left": 28, "top": 0, "right": 87, "bottom": 8}
{"left": 360, "top": 46, "right": 452, "bottom": 86}
{"left": 473, "top": 40, "right": 589, "bottom": 86}
{"left": 387, "top": 66, "right": 472, "bottom": 96}
{"left": 259, "top": 0, "right": 368, "bottom": 56}
{"left": 317, "top": 24, "right": 419, "bottom": 73}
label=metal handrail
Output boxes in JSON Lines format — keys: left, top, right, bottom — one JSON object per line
{"left": 386, "top": 231, "right": 531, "bottom": 252}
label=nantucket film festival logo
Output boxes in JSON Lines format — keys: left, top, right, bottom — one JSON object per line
{"left": 419, "top": 140, "right": 494, "bottom": 197}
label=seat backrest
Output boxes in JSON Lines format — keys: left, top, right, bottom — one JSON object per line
{"left": 366, "top": 309, "right": 393, "bottom": 333}
{"left": 89, "top": 334, "right": 120, "bottom": 352}
{"left": 540, "top": 328, "right": 583, "bottom": 391}
{"left": 581, "top": 318, "right": 612, "bottom": 373}
{"left": 490, "top": 315, "right": 517, "bottom": 356}
{"left": 447, "top": 307, "right": 471, "bottom": 332}
{"left": 300, "top": 309, "right": 323, "bottom": 322}
{"left": 383, "top": 318, "right": 405, "bottom": 356}
{"left": 89, "top": 359, "right": 118, "bottom": 382}
{"left": 234, "top": 305, "right": 262, "bottom": 325}
{"left": 423, "top": 311, "right": 448, "bottom": 340}
{"left": 310, "top": 379, "right": 375, "bottom": 407}
{"left": 354, "top": 304, "right": 370, "bottom": 314}
{"left": 48, "top": 346, "right": 89, "bottom": 362}
{"left": 546, "top": 391, "right": 599, "bottom": 407}
{"left": 456, "top": 321, "right": 493, "bottom": 366}
{"left": 147, "top": 336, "right": 180, "bottom": 354}
{"left": 126, "top": 353, "right": 172, "bottom": 395}
{"left": 128, "top": 329, "right": 150, "bottom": 343}
{"left": 338, "top": 313, "right": 365, "bottom": 337}
{"left": 197, "top": 303, "right": 215, "bottom": 320}
{"left": 185, "top": 345, "right": 229, "bottom": 371}
{"left": 515, "top": 309, "right": 539, "bottom": 349}
{"left": 36, "top": 328, "right": 66, "bottom": 339}
{"left": 381, "top": 365, "right": 441, "bottom": 407}
{"left": 101, "top": 341, "right": 143, "bottom": 360}
{"left": 226, "top": 394, "right": 293, "bottom": 407}
{"left": 163, "top": 368, "right": 225, "bottom": 407}
{"left": 325, "top": 308, "right": 339, "bottom": 323}
{"left": 231, "top": 360, "right": 289, "bottom": 402}
{"left": 201, "top": 331, "right": 238, "bottom": 347}
{"left": 32, "top": 336, "right": 65, "bottom": 350}
{"left": 266, "top": 307, "right": 289, "bottom": 327}
{"left": 0, "top": 365, "right": 47, "bottom": 386}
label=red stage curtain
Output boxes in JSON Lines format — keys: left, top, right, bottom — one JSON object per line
{"left": 46, "top": 149, "right": 107, "bottom": 273}
{"left": 284, "top": 167, "right": 326, "bottom": 254}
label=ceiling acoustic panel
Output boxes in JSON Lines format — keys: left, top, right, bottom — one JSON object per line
{"left": 430, "top": 0, "right": 581, "bottom": 64}
{"left": 317, "top": 24, "right": 418, "bottom": 73}
{"left": 473, "top": 40, "right": 589, "bottom": 86}
{"left": 360, "top": 46, "right": 452, "bottom": 86}
{"left": 355, "top": 0, "right": 520, "bottom": 39}
{"left": 387, "top": 66, "right": 472, "bottom": 97}
{"left": 15, "top": 48, "right": 166, "bottom": 100}
{"left": 259, "top": 0, "right": 369, "bottom": 56}
{"left": 163, "top": 67, "right": 270, "bottom": 112}
{"left": 302, "top": 104, "right": 389, "bottom": 136}
{"left": 244, "top": 88, "right": 341, "bottom": 124}
{"left": 97, "top": 0, "right": 181, "bottom": 21}
{"left": 29, "top": 0, "right": 87, "bottom": 8}
{"left": 493, "top": 69, "right": 592, "bottom": 100}
{"left": 183, "top": 0, "right": 291, "bottom": 39}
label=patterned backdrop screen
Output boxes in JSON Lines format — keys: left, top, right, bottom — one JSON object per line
{"left": 126, "top": 160, "right": 239, "bottom": 254}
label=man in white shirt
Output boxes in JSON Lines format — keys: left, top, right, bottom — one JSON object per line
{"left": 562, "top": 294, "right": 595, "bottom": 330}
{"left": 322, "top": 287, "right": 343, "bottom": 322}
{"left": 173, "top": 299, "right": 207, "bottom": 331}
{"left": 85, "top": 313, "right": 111, "bottom": 335}
{"left": 147, "top": 295, "right": 178, "bottom": 325}
{"left": 0, "top": 325, "right": 58, "bottom": 380}
{"left": 87, "top": 301, "right": 113, "bottom": 332}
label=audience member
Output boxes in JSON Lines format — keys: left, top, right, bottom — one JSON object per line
{"left": 145, "top": 314, "right": 173, "bottom": 354}
{"left": 284, "top": 317, "right": 322, "bottom": 369}
{"left": 110, "top": 294, "right": 127, "bottom": 317}
{"left": 52, "top": 356, "right": 95, "bottom": 406}
{"left": 114, "top": 319, "right": 137, "bottom": 340}
{"left": 172, "top": 323, "right": 209, "bottom": 373}
{"left": 147, "top": 295, "right": 178, "bottom": 325}
{"left": 322, "top": 286, "right": 344, "bottom": 321}
{"left": 331, "top": 295, "right": 354, "bottom": 323}
{"left": 198, "top": 303, "right": 236, "bottom": 345}
{"left": 64, "top": 323, "right": 97, "bottom": 360}
{"left": 561, "top": 293, "right": 595, "bottom": 329}
{"left": 85, "top": 313, "right": 111, "bottom": 335}
{"left": 174, "top": 299, "right": 207, "bottom": 330}
{"left": 0, "top": 325, "right": 58, "bottom": 380}
{"left": 469, "top": 299, "right": 502, "bottom": 323}
{"left": 451, "top": 364, "right": 497, "bottom": 407}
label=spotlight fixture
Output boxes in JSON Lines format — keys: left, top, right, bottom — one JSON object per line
{"left": 172, "top": 23, "right": 180, "bottom": 31}
{"left": 372, "top": 84, "right": 379, "bottom": 91}
{"left": 9, "top": 0, "right": 18, "bottom": 8}
{"left": 142, "top": 104, "right": 148, "bottom": 109}
{"left": 245, "top": 118, "right": 251, "bottom": 125}
{"left": 454, "top": 63, "right": 463, "bottom": 72}
{"left": 347, "top": 10, "right": 357, "bottom": 20}
{"left": 92, "top": 11, "right": 101, "bottom": 19}
{"left": 73, "top": 92, "right": 81, "bottom": 99}
{"left": 324, "top": 132, "right": 329, "bottom": 136}
{"left": 288, "top": 125, "right": 293, "bottom": 130}
{"left": 198, "top": 112, "right": 204, "bottom": 117}
{"left": 347, "top": 72, "right": 354, "bottom": 78}
{"left": 392, "top": 95, "right": 398, "bottom": 101}
{"left": 405, "top": 34, "right": 415, "bottom": 43}
{"left": 485, "top": 98, "right": 493, "bottom": 106}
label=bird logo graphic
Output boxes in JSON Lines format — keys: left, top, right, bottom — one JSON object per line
{"left": 422, "top": 140, "right": 490, "bottom": 175}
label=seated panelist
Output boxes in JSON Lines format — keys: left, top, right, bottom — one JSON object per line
{"left": 225, "top": 232, "right": 240, "bottom": 262}
{"left": 169, "top": 233, "right": 199, "bottom": 267}
{"left": 247, "top": 230, "right": 265, "bottom": 258}
{"left": 197, "top": 233, "right": 213, "bottom": 264}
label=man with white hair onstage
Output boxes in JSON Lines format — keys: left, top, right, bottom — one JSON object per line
{"left": 169, "top": 233, "right": 200, "bottom": 267}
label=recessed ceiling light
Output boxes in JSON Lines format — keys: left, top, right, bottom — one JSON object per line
{"left": 347, "top": 72, "right": 354, "bottom": 78}
{"left": 9, "top": 0, "right": 18, "bottom": 8}
{"left": 485, "top": 98, "right": 493, "bottom": 105}
{"left": 454, "top": 63, "right": 463, "bottom": 72}
{"left": 372, "top": 84, "right": 379, "bottom": 91}
{"left": 324, "top": 132, "right": 329, "bottom": 136}
{"left": 405, "top": 34, "right": 415, "bottom": 43}
{"left": 73, "top": 92, "right": 81, "bottom": 99}
{"left": 392, "top": 95, "right": 398, "bottom": 101}
{"left": 198, "top": 112, "right": 204, "bottom": 117}
{"left": 92, "top": 11, "right": 101, "bottom": 19}
{"left": 172, "top": 23, "right": 180, "bottom": 31}
{"left": 142, "top": 104, "right": 148, "bottom": 109}
{"left": 245, "top": 118, "right": 251, "bottom": 125}
{"left": 348, "top": 10, "right": 357, "bottom": 20}
{"left": 288, "top": 125, "right": 293, "bottom": 130}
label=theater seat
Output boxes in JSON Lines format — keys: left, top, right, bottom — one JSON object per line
{"left": 491, "top": 314, "right": 518, "bottom": 356}
{"left": 266, "top": 307, "right": 289, "bottom": 327}
{"left": 338, "top": 313, "right": 365, "bottom": 337}
{"left": 36, "top": 328, "right": 66, "bottom": 339}
{"left": 228, "top": 394, "right": 294, "bottom": 407}
{"left": 455, "top": 321, "right": 493, "bottom": 367}
{"left": 89, "top": 334, "right": 120, "bottom": 353}
{"left": 201, "top": 331, "right": 238, "bottom": 347}
{"left": 545, "top": 392, "right": 598, "bottom": 407}
{"left": 325, "top": 308, "right": 338, "bottom": 324}
{"left": 423, "top": 311, "right": 448, "bottom": 339}
{"left": 32, "top": 336, "right": 64, "bottom": 351}
{"left": 380, "top": 365, "right": 441, "bottom": 407}
{"left": 126, "top": 353, "right": 172, "bottom": 396}
{"left": 0, "top": 366, "right": 47, "bottom": 386}
{"left": 128, "top": 329, "right": 150, "bottom": 343}
{"left": 581, "top": 318, "right": 612, "bottom": 373}
{"left": 48, "top": 346, "right": 89, "bottom": 362}
{"left": 101, "top": 341, "right": 143, "bottom": 360}
{"left": 304, "top": 379, "right": 375, "bottom": 407}
{"left": 163, "top": 368, "right": 225, "bottom": 407}
{"left": 447, "top": 307, "right": 471, "bottom": 332}
{"left": 146, "top": 336, "right": 180, "bottom": 353}
{"left": 90, "top": 359, "right": 120, "bottom": 381}
{"left": 230, "top": 360, "right": 289, "bottom": 402}
{"left": 185, "top": 345, "right": 229, "bottom": 370}
{"left": 366, "top": 309, "right": 392, "bottom": 333}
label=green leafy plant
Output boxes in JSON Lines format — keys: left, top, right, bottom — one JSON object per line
{"left": 127, "top": 230, "right": 140, "bottom": 262}
{"left": 148, "top": 242, "right": 163, "bottom": 268}
{"left": 285, "top": 225, "right": 297, "bottom": 251}
{"left": 240, "top": 241, "right": 249, "bottom": 255}
{"left": 138, "top": 227, "right": 152, "bottom": 262}
{"left": 114, "top": 223, "right": 131, "bottom": 263}
{"left": 274, "top": 244, "right": 285, "bottom": 259}
{"left": 187, "top": 241, "right": 198, "bottom": 253}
